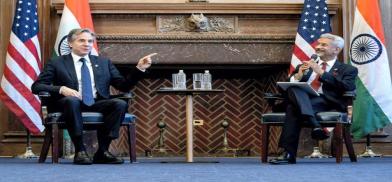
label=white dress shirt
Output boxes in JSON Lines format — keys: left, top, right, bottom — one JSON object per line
{"left": 71, "top": 53, "right": 97, "bottom": 98}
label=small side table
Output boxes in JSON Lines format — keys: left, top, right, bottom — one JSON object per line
{"left": 156, "top": 88, "right": 224, "bottom": 162}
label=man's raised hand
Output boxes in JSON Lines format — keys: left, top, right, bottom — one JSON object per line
{"left": 136, "top": 53, "right": 158, "bottom": 71}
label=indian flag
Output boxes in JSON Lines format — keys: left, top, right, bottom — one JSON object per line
{"left": 350, "top": 0, "right": 392, "bottom": 139}
{"left": 53, "top": 0, "right": 98, "bottom": 57}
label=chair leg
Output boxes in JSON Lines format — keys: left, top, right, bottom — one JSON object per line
{"left": 333, "top": 123, "right": 343, "bottom": 163}
{"left": 58, "top": 130, "right": 64, "bottom": 158}
{"left": 127, "top": 123, "right": 137, "bottom": 163}
{"left": 330, "top": 133, "right": 336, "bottom": 158}
{"left": 343, "top": 125, "right": 357, "bottom": 162}
{"left": 126, "top": 125, "right": 131, "bottom": 162}
{"left": 52, "top": 125, "right": 60, "bottom": 163}
{"left": 39, "top": 127, "right": 52, "bottom": 163}
{"left": 330, "top": 135, "right": 336, "bottom": 157}
{"left": 261, "top": 124, "right": 270, "bottom": 163}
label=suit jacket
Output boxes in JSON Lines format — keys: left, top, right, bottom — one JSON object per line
{"left": 31, "top": 54, "right": 145, "bottom": 100}
{"left": 289, "top": 60, "right": 358, "bottom": 111}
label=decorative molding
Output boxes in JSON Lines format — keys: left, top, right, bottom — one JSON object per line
{"left": 207, "top": 16, "right": 236, "bottom": 32}
{"left": 52, "top": 3, "right": 340, "bottom": 15}
{"left": 158, "top": 14, "right": 236, "bottom": 33}
{"left": 97, "top": 34, "right": 294, "bottom": 43}
{"left": 1, "top": 131, "right": 43, "bottom": 143}
{"left": 188, "top": 0, "right": 209, "bottom": 2}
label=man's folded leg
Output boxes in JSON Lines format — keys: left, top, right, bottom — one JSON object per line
{"left": 272, "top": 104, "right": 301, "bottom": 165}
{"left": 311, "top": 127, "right": 330, "bottom": 140}
{"left": 304, "top": 115, "right": 330, "bottom": 140}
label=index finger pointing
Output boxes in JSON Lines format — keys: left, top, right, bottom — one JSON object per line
{"left": 145, "top": 53, "right": 158, "bottom": 58}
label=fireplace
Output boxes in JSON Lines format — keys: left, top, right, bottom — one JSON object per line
{"left": 95, "top": 31, "right": 293, "bottom": 156}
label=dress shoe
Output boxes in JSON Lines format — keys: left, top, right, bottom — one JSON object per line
{"left": 93, "top": 151, "right": 124, "bottom": 164}
{"left": 269, "top": 151, "right": 296, "bottom": 165}
{"left": 73, "top": 151, "right": 92, "bottom": 165}
{"left": 311, "top": 127, "right": 330, "bottom": 140}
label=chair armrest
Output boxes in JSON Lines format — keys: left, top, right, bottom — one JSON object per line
{"left": 110, "top": 92, "right": 134, "bottom": 101}
{"left": 343, "top": 91, "right": 356, "bottom": 98}
{"left": 38, "top": 91, "right": 135, "bottom": 102}
{"left": 37, "top": 92, "right": 51, "bottom": 123}
{"left": 263, "top": 92, "right": 285, "bottom": 109}
{"left": 38, "top": 91, "right": 51, "bottom": 98}
{"left": 342, "top": 91, "right": 356, "bottom": 123}
{"left": 343, "top": 90, "right": 356, "bottom": 108}
{"left": 38, "top": 91, "right": 52, "bottom": 106}
{"left": 263, "top": 92, "right": 284, "bottom": 100}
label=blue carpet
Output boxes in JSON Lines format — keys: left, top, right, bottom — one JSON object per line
{"left": 0, "top": 157, "right": 391, "bottom": 182}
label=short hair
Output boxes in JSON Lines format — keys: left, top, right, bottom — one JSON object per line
{"left": 320, "top": 33, "right": 344, "bottom": 49}
{"left": 67, "top": 28, "right": 96, "bottom": 43}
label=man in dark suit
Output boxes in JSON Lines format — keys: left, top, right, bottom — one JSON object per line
{"left": 32, "top": 28, "right": 157, "bottom": 165}
{"left": 269, "top": 33, "right": 358, "bottom": 164}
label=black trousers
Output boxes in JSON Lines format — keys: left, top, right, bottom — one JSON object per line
{"left": 278, "top": 87, "right": 336, "bottom": 157}
{"left": 56, "top": 96, "right": 127, "bottom": 150}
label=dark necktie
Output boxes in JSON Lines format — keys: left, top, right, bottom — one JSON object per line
{"left": 80, "top": 58, "right": 94, "bottom": 106}
{"left": 310, "top": 62, "right": 327, "bottom": 91}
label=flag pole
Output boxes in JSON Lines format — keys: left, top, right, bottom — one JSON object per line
{"left": 16, "top": 129, "right": 38, "bottom": 159}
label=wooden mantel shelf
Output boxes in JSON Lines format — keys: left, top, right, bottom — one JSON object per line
{"left": 52, "top": 3, "right": 340, "bottom": 15}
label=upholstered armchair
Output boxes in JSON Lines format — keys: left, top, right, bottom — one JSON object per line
{"left": 260, "top": 91, "right": 357, "bottom": 163}
{"left": 37, "top": 92, "right": 137, "bottom": 163}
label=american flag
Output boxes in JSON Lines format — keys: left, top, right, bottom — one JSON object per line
{"left": 290, "top": 0, "right": 331, "bottom": 73}
{"left": 0, "top": 0, "right": 44, "bottom": 134}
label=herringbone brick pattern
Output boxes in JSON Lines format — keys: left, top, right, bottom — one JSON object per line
{"left": 110, "top": 70, "right": 288, "bottom": 156}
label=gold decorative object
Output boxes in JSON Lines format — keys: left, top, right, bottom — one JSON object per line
{"left": 17, "top": 147, "right": 38, "bottom": 159}
{"left": 16, "top": 130, "right": 38, "bottom": 159}
{"left": 305, "top": 140, "right": 330, "bottom": 158}
{"left": 358, "top": 146, "right": 382, "bottom": 158}
{"left": 150, "top": 117, "right": 172, "bottom": 157}
{"left": 211, "top": 119, "right": 238, "bottom": 157}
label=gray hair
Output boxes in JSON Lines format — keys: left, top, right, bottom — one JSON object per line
{"left": 67, "top": 28, "right": 96, "bottom": 43}
{"left": 320, "top": 33, "right": 344, "bottom": 49}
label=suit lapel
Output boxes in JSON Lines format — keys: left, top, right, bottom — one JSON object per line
{"left": 329, "top": 60, "right": 342, "bottom": 75}
{"left": 63, "top": 54, "right": 78, "bottom": 84}
{"left": 89, "top": 55, "right": 100, "bottom": 83}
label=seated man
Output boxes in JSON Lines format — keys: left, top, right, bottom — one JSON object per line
{"left": 32, "top": 28, "right": 157, "bottom": 165}
{"left": 269, "top": 33, "right": 358, "bottom": 164}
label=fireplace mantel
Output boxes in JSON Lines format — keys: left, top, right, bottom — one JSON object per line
{"left": 52, "top": 3, "right": 340, "bottom": 15}
{"left": 49, "top": 2, "right": 342, "bottom": 65}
